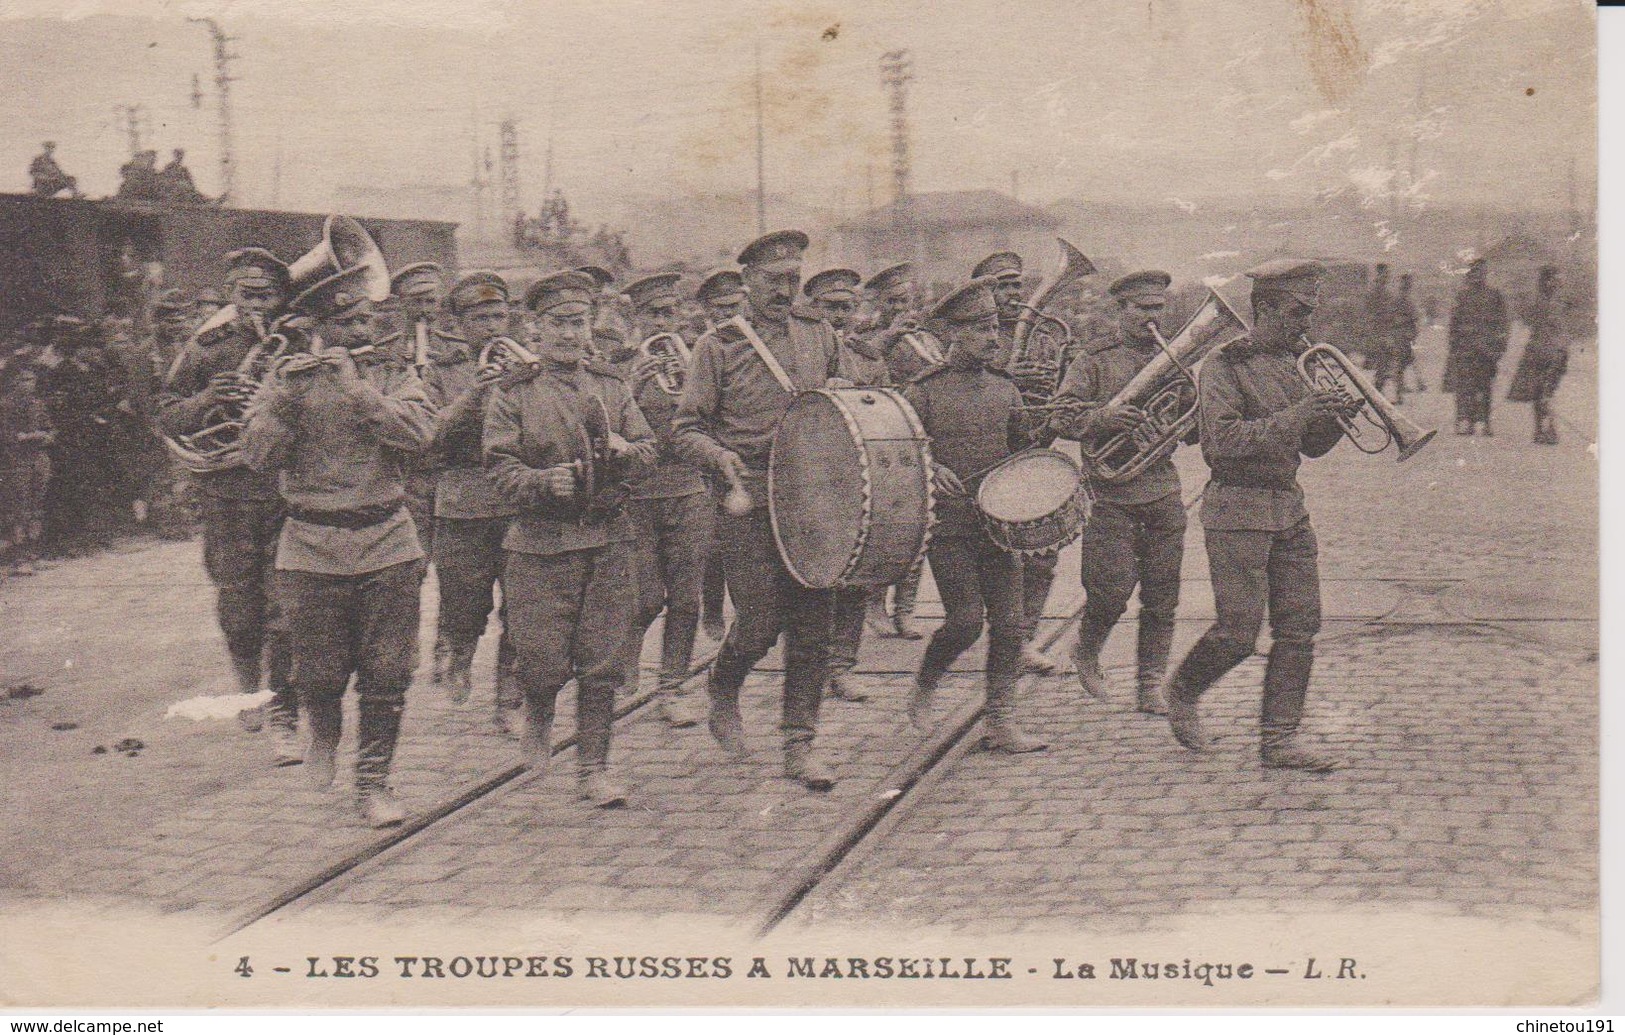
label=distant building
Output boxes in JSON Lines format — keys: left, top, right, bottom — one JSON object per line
{"left": 834, "top": 190, "right": 1062, "bottom": 283}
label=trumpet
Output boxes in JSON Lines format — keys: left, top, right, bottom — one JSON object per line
{"left": 1297, "top": 339, "right": 1436, "bottom": 461}
{"left": 478, "top": 335, "right": 542, "bottom": 374}
{"left": 1081, "top": 290, "right": 1250, "bottom": 483}
{"left": 638, "top": 331, "right": 691, "bottom": 396}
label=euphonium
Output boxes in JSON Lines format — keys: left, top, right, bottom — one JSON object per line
{"left": 164, "top": 314, "right": 293, "bottom": 472}
{"left": 1297, "top": 339, "right": 1436, "bottom": 461}
{"left": 639, "top": 331, "right": 691, "bottom": 396}
{"left": 478, "top": 335, "right": 542, "bottom": 373}
{"left": 1082, "top": 289, "right": 1250, "bottom": 484}
{"left": 1009, "top": 237, "right": 1096, "bottom": 407}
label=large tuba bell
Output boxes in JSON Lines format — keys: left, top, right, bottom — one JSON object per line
{"left": 1297, "top": 340, "right": 1436, "bottom": 461}
{"left": 638, "top": 331, "right": 691, "bottom": 396}
{"left": 1009, "top": 237, "right": 1096, "bottom": 407}
{"left": 164, "top": 215, "right": 392, "bottom": 473}
{"left": 1082, "top": 289, "right": 1250, "bottom": 484}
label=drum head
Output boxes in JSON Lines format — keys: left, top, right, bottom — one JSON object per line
{"left": 979, "top": 450, "right": 1079, "bottom": 522}
{"left": 770, "top": 392, "right": 869, "bottom": 589}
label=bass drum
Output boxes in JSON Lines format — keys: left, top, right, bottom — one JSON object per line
{"left": 768, "top": 387, "right": 934, "bottom": 590}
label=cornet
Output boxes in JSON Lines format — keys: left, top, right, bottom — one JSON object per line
{"left": 1297, "top": 339, "right": 1436, "bottom": 461}
{"left": 478, "top": 335, "right": 542, "bottom": 374}
{"left": 638, "top": 332, "right": 691, "bottom": 396}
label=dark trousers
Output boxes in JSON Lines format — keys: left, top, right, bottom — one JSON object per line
{"left": 1077, "top": 493, "right": 1186, "bottom": 669}
{"left": 432, "top": 515, "right": 515, "bottom": 690}
{"left": 405, "top": 473, "right": 437, "bottom": 567}
{"left": 1172, "top": 519, "right": 1321, "bottom": 740}
{"left": 1454, "top": 370, "right": 1497, "bottom": 424}
{"left": 830, "top": 584, "right": 870, "bottom": 673}
{"left": 702, "top": 553, "right": 727, "bottom": 624}
{"left": 1021, "top": 550, "right": 1059, "bottom": 642}
{"left": 709, "top": 505, "right": 834, "bottom": 745}
{"left": 200, "top": 494, "right": 290, "bottom": 695}
{"left": 503, "top": 546, "right": 632, "bottom": 768}
{"left": 279, "top": 558, "right": 423, "bottom": 786}
{"left": 628, "top": 492, "right": 714, "bottom": 692}
{"left": 918, "top": 535, "right": 1023, "bottom": 698}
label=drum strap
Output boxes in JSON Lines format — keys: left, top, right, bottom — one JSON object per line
{"left": 726, "top": 316, "right": 797, "bottom": 395}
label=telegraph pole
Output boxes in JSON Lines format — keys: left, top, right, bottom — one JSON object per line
{"left": 187, "top": 17, "right": 239, "bottom": 205}
{"left": 879, "top": 49, "right": 914, "bottom": 207}
{"left": 754, "top": 38, "right": 767, "bottom": 234}
{"left": 498, "top": 117, "right": 521, "bottom": 240}
{"left": 114, "top": 105, "right": 146, "bottom": 155}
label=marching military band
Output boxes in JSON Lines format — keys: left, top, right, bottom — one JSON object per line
{"left": 156, "top": 219, "right": 1404, "bottom": 829}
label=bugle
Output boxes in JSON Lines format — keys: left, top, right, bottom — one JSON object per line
{"left": 478, "top": 334, "right": 542, "bottom": 374}
{"left": 1297, "top": 340, "right": 1436, "bottom": 461}
{"left": 1082, "top": 289, "right": 1250, "bottom": 483}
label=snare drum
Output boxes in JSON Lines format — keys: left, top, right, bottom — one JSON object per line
{"left": 768, "top": 387, "right": 934, "bottom": 590}
{"left": 976, "top": 448, "right": 1089, "bottom": 556}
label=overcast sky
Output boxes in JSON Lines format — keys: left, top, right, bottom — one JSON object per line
{"left": 0, "top": 0, "right": 1596, "bottom": 226}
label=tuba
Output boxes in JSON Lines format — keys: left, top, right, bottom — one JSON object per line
{"left": 638, "top": 331, "right": 691, "bottom": 396}
{"left": 1081, "top": 289, "right": 1250, "bottom": 484}
{"left": 1009, "top": 237, "right": 1096, "bottom": 407}
{"left": 1297, "top": 340, "right": 1436, "bottom": 461}
{"left": 163, "top": 216, "right": 392, "bottom": 474}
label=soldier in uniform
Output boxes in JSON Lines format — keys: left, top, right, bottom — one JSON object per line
{"left": 621, "top": 271, "right": 715, "bottom": 728}
{"left": 1508, "top": 265, "right": 1568, "bottom": 445}
{"left": 903, "top": 278, "right": 1046, "bottom": 753}
{"left": 423, "top": 271, "right": 522, "bottom": 729}
{"left": 381, "top": 261, "right": 459, "bottom": 561}
{"left": 158, "top": 249, "right": 297, "bottom": 762}
{"left": 484, "top": 270, "right": 657, "bottom": 807}
{"left": 804, "top": 267, "right": 881, "bottom": 704}
{"left": 1443, "top": 257, "right": 1509, "bottom": 437}
{"left": 0, "top": 360, "right": 53, "bottom": 572}
{"left": 852, "top": 261, "right": 931, "bottom": 641}
{"left": 29, "top": 142, "right": 79, "bottom": 199}
{"left": 971, "top": 250, "right": 1059, "bottom": 674}
{"left": 118, "top": 289, "right": 195, "bottom": 536}
{"left": 671, "top": 230, "right": 845, "bottom": 790}
{"left": 1163, "top": 260, "right": 1351, "bottom": 773}
{"left": 1049, "top": 271, "right": 1190, "bottom": 714}
{"left": 193, "top": 288, "right": 227, "bottom": 330}
{"left": 692, "top": 268, "right": 748, "bottom": 641}
{"left": 241, "top": 264, "right": 437, "bottom": 826}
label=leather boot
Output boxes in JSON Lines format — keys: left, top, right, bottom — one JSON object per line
{"left": 430, "top": 638, "right": 451, "bottom": 686}
{"left": 520, "top": 711, "right": 553, "bottom": 772}
{"left": 1070, "top": 615, "right": 1115, "bottom": 699}
{"left": 1021, "top": 643, "right": 1058, "bottom": 675}
{"left": 303, "top": 694, "right": 343, "bottom": 790}
{"left": 577, "top": 765, "right": 629, "bottom": 808}
{"left": 659, "top": 692, "right": 705, "bottom": 728}
{"left": 1135, "top": 617, "right": 1175, "bottom": 715}
{"left": 234, "top": 649, "right": 265, "bottom": 733}
{"left": 706, "top": 674, "right": 750, "bottom": 760}
{"left": 266, "top": 690, "right": 303, "bottom": 767}
{"left": 783, "top": 740, "right": 836, "bottom": 791}
{"left": 864, "top": 593, "right": 893, "bottom": 638}
{"left": 908, "top": 672, "right": 938, "bottom": 731}
{"left": 1163, "top": 636, "right": 1246, "bottom": 752}
{"left": 355, "top": 695, "right": 406, "bottom": 826}
{"left": 981, "top": 680, "right": 1046, "bottom": 754}
{"left": 825, "top": 667, "right": 868, "bottom": 702}
{"left": 891, "top": 569, "right": 922, "bottom": 641}
{"left": 1259, "top": 642, "right": 1341, "bottom": 772}
{"left": 444, "top": 642, "right": 476, "bottom": 706}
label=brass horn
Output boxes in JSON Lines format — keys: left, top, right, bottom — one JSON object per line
{"left": 638, "top": 331, "right": 692, "bottom": 396}
{"left": 1081, "top": 289, "right": 1251, "bottom": 483}
{"left": 1009, "top": 237, "right": 1096, "bottom": 406}
{"left": 1297, "top": 340, "right": 1436, "bottom": 461}
{"left": 478, "top": 335, "right": 542, "bottom": 373}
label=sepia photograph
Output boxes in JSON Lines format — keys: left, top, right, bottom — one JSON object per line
{"left": 0, "top": 0, "right": 1601, "bottom": 1010}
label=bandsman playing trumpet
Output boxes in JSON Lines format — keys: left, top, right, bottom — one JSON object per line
{"left": 805, "top": 267, "right": 879, "bottom": 704}
{"left": 693, "top": 268, "right": 748, "bottom": 642}
{"left": 971, "top": 250, "right": 1058, "bottom": 674}
{"left": 241, "top": 264, "right": 437, "bottom": 827}
{"left": 483, "top": 270, "right": 658, "bottom": 807}
{"left": 381, "top": 261, "right": 460, "bottom": 562}
{"left": 1163, "top": 260, "right": 1353, "bottom": 773}
{"left": 422, "top": 271, "right": 523, "bottom": 731}
{"left": 623, "top": 271, "right": 714, "bottom": 728}
{"left": 158, "top": 247, "right": 297, "bottom": 764}
{"left": 1049, "top": 271, "right": 1191, "bottom": 714}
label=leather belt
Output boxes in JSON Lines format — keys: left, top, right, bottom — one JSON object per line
{"left": 286, "top": 501, "right": 404, "bottom": 530}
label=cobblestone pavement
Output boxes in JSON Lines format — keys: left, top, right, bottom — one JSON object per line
{"left": 0, "top": 335, "right": 1597, "bottom": 942}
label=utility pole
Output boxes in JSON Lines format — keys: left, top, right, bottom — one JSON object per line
{"left": 187, "top": 17, "right": 239, "bottom": 206}
{"left": 879, "top": 49, "right": 914, "bottom": 207}
{"left": 498, "top": 117, "right": 521, "bottom": 241}
{"left": 114, "top": 105, "right": 146, "bottom": 155}
{"left": 754, "top": 38, "right": 767, "bottom": 234}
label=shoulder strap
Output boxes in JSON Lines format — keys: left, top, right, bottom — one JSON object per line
{"left": 725, "top": 315, "right": 796, "bottom": 395}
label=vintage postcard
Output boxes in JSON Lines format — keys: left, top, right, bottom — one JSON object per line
{"left": 0, "top": 0, "right": 1600, "bottom": 1010}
